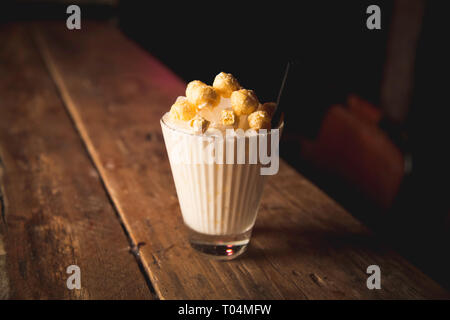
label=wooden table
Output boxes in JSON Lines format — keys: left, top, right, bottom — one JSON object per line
{"left": 0, "top": 21, "right": 448, "bottom": 300}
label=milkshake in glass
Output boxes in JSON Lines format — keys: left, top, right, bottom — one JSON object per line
{"left": 161, "top": 72, "right": 281, "bottom": 260}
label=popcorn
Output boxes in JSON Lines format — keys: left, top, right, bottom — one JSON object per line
{"left": 169, "top": 98, "right": 197, "bottom": 121}
{"left": 186, "top": 80, "right": 206, "bottom": 99}
{"left": 186, "top": 81, "right": 220, "bottom": 108}
{"left": 189, "top": 115, "right": 210, "bottom": 133}
{"left": 169, "top": 75, "right": 275, "bottom": 134}
{"left": 213, "top": 72, "right": 241, "bottom": 98}
{"left": 247, "top": 110, "right": 271, "bottom": 130}
{"left": 175, "top": 96, "right": 188, "bottom": 103}
{"left": 231, "top": 89, "right": 259, "bottom": 116}
{"left": 258, "top": 102, "right": 277, "bottom": 117}
{"left": 220, "top": 109, "right": 236, "bottom": 126}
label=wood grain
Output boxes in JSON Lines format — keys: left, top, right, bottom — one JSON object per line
{"left": 34, "top": 21, "right": 449, "bottom": 299}
{"left": 0, "top": 24, "right": 153, "bottom": 299}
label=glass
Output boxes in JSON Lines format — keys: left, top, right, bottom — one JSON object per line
{"left": 161, "top": 115, "right": 281, "bottom": 260}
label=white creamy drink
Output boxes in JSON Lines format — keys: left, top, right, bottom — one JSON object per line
{"left": 161, "top": 72, "right": 279, "bottom": 259}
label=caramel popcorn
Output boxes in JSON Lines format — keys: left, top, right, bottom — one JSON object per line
{"left": 189, "top": 115, "right": 210, "bottom": 133}
{"left": 220, "top": 109, "right": 236, "bottom": 126}
{"left": 231, "top": 89, "right": 259, "bottom": 116}
{"left": 258, "top": 102, "right": 277, "bottom": 117}
{"left": 213, "top": 72, "right": 241, "bottom": 98}
{"left": 167, "top": 74, "right": 277, "bottom": 134}
{"left": 169, "top": 98, "right": 197, "bottom": 121}
{"left": 186, "top": 81, "right": 220, "bottom": 108}
{"left": 186, "top": 80, "right": 206, "bottom": 98}
{"left": 248, "top": 110, "right": 271, "bottom": 130}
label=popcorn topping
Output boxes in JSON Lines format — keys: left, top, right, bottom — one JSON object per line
{"left": 170, "top": 98, "right": 197, "bottom": 121}
{"left": 258, "top": 102, "right": 277, "bottom": 117}
{"left": 166, "top": 72, "right": 276, "bottom": 134}
{"left": 213, "top": 72, "right": 241, "bottom": 98}
{"left": 186, "top": 80, "right": 207, "bottom": 99}
{"left": 189, "top": 115, "right": 210, "bottom": 133}
{"left": 186, "top": 83, "right": 220, "bottom": 108}
{"left": 248, "top": 110, "right": 271, "bottom": 130}
{"left": 220, "top": 109, "right": 236, "bottom": 126}
{"left": 231, "top": 89, "right": 259, "bottom": 116}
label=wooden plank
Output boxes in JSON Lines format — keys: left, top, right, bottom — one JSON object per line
{"left": 34, "top": 21, "right": 449, "bottom": 299}
{"left": 0, "top": 24, "right": 153, "bottom": 299}
{"left": 0, "top": 233, "right": 8, "bottom": 299}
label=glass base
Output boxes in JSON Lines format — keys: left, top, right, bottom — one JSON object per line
{"left": 187, "top": 226, "right": 252, "bottom": 261}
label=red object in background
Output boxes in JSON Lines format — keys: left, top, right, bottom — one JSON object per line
{"left": 346, "top": 94, "right": 383, "bottom": 125}
{"left": 300, "top": 95, "right": 404, "bottom": 210}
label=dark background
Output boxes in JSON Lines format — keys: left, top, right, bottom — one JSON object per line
{"left": 119, "top": 1, "right": 390, "bottom": 103}
{"left": 2, "top": 0, "right": 450, "bottom": 290}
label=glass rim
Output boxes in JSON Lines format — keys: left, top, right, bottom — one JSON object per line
{"left": 160, "top": 113, "right": 284, "bottom": 139}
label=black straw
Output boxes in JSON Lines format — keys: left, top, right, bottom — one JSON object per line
{"left": 271, "top": 61, "right": 291, "bottom": 128}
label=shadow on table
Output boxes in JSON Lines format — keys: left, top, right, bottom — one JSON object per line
{"left": 245, "top": 223, "right": 393, "bottom": 262}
